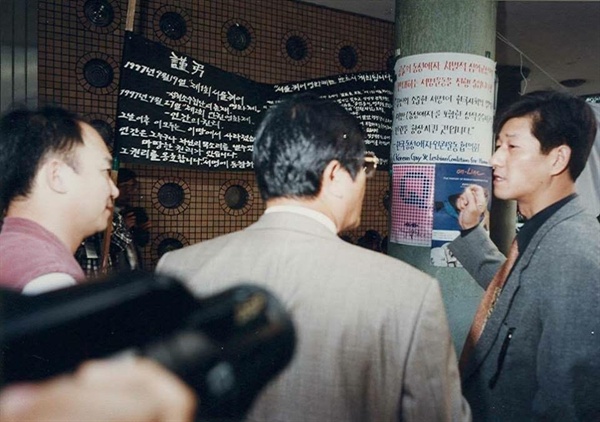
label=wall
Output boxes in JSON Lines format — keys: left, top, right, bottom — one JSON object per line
{"left": 38, "top": 0, "right": 394, "bottom": 269}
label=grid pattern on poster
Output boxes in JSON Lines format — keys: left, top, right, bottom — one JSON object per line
{"left": 390, "top": 164, "right": 435, "bottom": 246}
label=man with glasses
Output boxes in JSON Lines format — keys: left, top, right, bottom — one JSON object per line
{"left": 157, "top": 94, "right": 470, "bottom": 422}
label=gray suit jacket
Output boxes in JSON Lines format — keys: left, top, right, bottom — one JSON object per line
{"left": 449, "top": 198, "right": 600, "bottom": 421}
{"left": 157, "top": 211, "right": 470, "bottom": 422}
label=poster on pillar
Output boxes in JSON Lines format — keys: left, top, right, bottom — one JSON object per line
{"left": 430, "top": 164, "right": 491, "bottom": 267}
{"left": 389, "top": 52, "right": 495, "bottom": 264}
{"left": 391, "top": 52, "right": 496, "bottom": 165}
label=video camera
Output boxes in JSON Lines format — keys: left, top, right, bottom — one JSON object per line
{"left": 0, "top": 272, "right": 296, "bottom": 420}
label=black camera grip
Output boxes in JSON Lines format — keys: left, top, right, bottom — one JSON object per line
{"left": 0, "top": 272, "right": 295, "bottom": 420}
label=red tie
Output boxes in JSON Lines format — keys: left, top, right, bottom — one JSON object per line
{"left": 459, "top": 239, "right": 519, "bottom": 371}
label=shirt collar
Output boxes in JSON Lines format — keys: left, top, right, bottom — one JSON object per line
{"left": 264, "top": 205, "right": 338, "bottom": 234}
{"left": 517, "top": 193, "right": 577, "bottom": 253}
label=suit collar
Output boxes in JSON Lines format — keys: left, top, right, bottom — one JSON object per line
{"left": 250, "top": 211, "right": 339, "bottom": 240}
{"left": 517, "top": 193, "right": 577, "bottom": 255}
{"left": 264, "top": 205, "right": 337, "bottom": 234}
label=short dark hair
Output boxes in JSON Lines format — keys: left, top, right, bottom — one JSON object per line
{"left": 495, "top": 91, "right": 597, "bottom": 181}
{"left": 0, "top": 106, "right": 85, "bottom": 215}
{"left": 253, "top": 94, "right": 366, "bottom": 201}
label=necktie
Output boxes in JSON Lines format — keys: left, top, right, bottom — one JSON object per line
{"left": 459, "top": 239, "right": 519, "bottom": 371}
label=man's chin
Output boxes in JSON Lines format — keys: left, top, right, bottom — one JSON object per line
{"left": 96, "top": 210, "right": 113, "bottom": 231}
{"left": 492, "top": 191, "right": 511, "bottom": 201}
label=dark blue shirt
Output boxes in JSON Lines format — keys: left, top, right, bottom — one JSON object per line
{"left": 516, "top": 193, "right": 577, "bottom": 254}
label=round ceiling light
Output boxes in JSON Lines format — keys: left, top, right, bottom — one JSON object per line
{"left": 559, "top": 79, "right": 586, "bottom": 88}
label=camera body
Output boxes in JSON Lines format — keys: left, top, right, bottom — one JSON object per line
{"left": 0, "top": 272, "right": 296, "bottom": 420}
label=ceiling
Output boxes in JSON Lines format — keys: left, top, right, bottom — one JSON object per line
{"left": 301, "top": 0, "right": 600, "bottom": 97}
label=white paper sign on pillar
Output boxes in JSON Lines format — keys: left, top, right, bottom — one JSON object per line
{"left": 391, "top": 52, "right": 496, "bottom": 166}
{"left": 389, "top": 53, "right": 496, "bottom": 263}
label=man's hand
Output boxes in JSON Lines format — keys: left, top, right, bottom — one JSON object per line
{"left": 123, "top": 211, "right": 137, "bottom": 229}
{"left": 123, "top": 209, "right": 152, "bottom": 231}
{"left": 0, "top": 358, "right": 197, "bottom": 422}
{"left": 456, "top": 184, "right": 488, "bottom": 230}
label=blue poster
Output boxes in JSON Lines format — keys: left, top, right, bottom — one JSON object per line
{"left": 430, "top": 163, "right": 491, "bottom": 267}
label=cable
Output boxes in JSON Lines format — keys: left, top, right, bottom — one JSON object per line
{"left": 496, "top": 31, "right": 568, "bottom": 94}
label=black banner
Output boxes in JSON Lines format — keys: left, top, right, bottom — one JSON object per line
{"left": 115, "top": 32, "right": 393, "bottom": 171}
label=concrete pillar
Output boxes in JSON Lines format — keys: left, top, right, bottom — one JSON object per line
{"left": 389, "top": 0, "right": 497, "bottom": 353}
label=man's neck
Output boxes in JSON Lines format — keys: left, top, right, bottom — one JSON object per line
{"left": 6, "top": 202, "right": 81, "bottom": 254}
{"left": 517, "top": 179, "right": 576, "bottom": 219}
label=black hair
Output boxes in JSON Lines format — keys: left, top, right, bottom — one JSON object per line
{"left": 495, "top": 91, "right": 597, "bottom": 181}
{"left": 253, "top": 94, "right": 366, "bottom": 201}
{"left": 0, "top": 106, "right": 85, "bottom": 215}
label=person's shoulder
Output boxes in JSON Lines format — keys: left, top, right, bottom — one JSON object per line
{"left": 541, "top": 209, "right": 599, "bottom": 248}
{"left": 327, "top": 244, "right": 444, "bottom": 324}
{"left": 338, "top": 241, "right": 438, "bottom": 288}
{"left": 528, "top": 211, "right": 599, "bottom": 290}
{"left": 157, "top": 230, "right": 243, "bottom": 266}
{"left": 0, "top": 225, "right": 49, "bottom": 254}
{"left": 340, "top": 239, "right": 420, "bottom": 265}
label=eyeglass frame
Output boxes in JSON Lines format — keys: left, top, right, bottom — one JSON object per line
{"left": 363, "top": 152, "right": 379, "bottom": 178}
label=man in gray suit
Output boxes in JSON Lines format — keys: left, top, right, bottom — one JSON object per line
{"left": 450, "top": 91, "right": 600, "bottom": 421}
{"left": 157, "top": 95, "right": 470, "bottom": 421}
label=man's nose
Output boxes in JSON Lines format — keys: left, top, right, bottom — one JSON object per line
{"left": 111, "top": 180, "right": 120, "bottom": 199}
{"left": 490, "top": 148, "right": 502, "bottom": 167}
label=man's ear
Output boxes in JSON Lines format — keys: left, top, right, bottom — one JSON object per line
{"left": 43, "top": 158, "right": 70, "bottom": 194}
{"left": 321, "top": 160, "right": 346, "bottom": 199}
{"left": 550, "top": 144, "right": 571, "bottom": 176}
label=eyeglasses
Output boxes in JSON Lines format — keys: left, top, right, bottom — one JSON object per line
{"left": 363, "top": 152, "right": 379, "bottom": 178}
